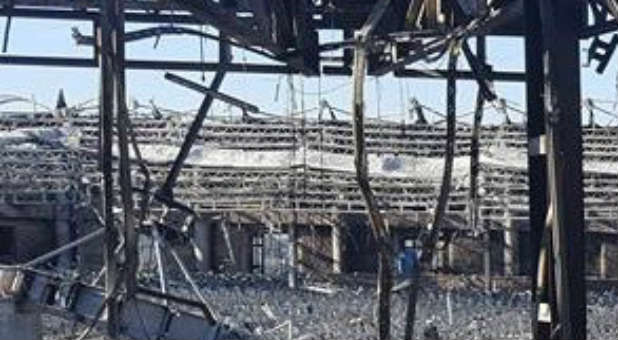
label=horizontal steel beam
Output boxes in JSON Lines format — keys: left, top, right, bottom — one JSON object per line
{"left": 0, "top": 55, "right": 294, "bottom": 73}
{"left": 322, "top": 65, "right": 526, "bottom": 82}
{"left": 0, "top": 7, "right": 201, "bottom": 24}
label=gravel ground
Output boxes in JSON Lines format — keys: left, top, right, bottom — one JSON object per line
{"left": 132, "top": 273, "right": 618, "bottom": 340}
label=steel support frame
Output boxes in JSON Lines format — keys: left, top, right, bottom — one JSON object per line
{"left": 98, "top": 0, "right": 120, "bottom": 334}
{"left": 524, "top": 0, "right": 550, "bottom": 338}
{"left": 527, "top": 0, "right": 587, "bottom": 339}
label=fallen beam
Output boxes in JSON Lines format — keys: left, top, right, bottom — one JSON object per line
{"left": 21, "top": 272, "right": 236, "bottom": 340}
{"left": 165, "top": 73, "right": 260, "bottom": 113}
{"left": 158, "top": 40, "right": 230, "bottom": 198}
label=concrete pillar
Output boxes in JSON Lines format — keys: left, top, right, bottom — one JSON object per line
{"left": 435, "top": 241, "right": 445, "bottom": 270}
{"left": 447, "top": 238, "right": 457, "bottom": 271}
{"left": 193, "top": 218, "right": 213, "bottom": 273}
{"left": 484, "top": 230, "right": 491, "bottom": 292}
{"left": 238, "top": 226, "right": 253, "bottom": 273}
{"left": 0, "top": 299, "right": 41, "bottom": 340}
{"left": 332, "top": 225, "right": 343, "bottom": 274}
{"left": 504, "top": 219, "right": 519, "bottom": 276}
{"left": 600, "top": 240, "right": 608, "bottom": 279}
{"left": 288, "top": 223, "right": 297, "bottom": 289}
{"left": 54, "top": 205, "right": 72, "bottom": 269}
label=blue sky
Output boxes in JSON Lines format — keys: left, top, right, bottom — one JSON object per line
{"left": 0, "top": 18, "right": 616, "bottom": 125}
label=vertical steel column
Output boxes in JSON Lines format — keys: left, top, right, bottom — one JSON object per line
{"left": 99, "top": 1, "right": 119, "bottom": 336}
{"left": 288, "top": 222, "right": 297, "bottom": 288}
{"left": 540, "top": 1, "right": 587, "bottom": 338}
{"left": 469, "top": 35, "right": 485, "bottom": 235}
{"left": 524, "top": 0, "right": 549, "bottom": 338}
{"left": 470, "top": 35, "right": 492, "bottom": 292}
{"left": 112, "top": 0, "right": 138, "bottom": 298}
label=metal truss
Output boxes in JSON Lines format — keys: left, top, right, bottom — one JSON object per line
{"left": 2, "top": 117, "right": 617, "bottom": 233}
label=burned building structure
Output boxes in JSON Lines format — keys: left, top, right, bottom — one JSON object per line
{"left": 0, "top": 0, "right": 617, "bottom": 339}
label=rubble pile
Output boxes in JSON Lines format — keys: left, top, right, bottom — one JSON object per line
{"left": 143, "top": 273, "right": 618, "bottom": 340}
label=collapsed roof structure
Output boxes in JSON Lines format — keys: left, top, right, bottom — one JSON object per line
{"left": 1, "top": 1, "right": 617, "bottom": 339}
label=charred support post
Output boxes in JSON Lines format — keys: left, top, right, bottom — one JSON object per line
{"left": 113, "top": 0, "right": 138, "bottom": 298}
{"left": 433, "top": 241, "right": 445, "bottom": 271}
{"left": 425, "top": 43, "right": 459, "bottom": 268}
{"left": 332, "top": 223, "right": 343, "bottom": 274}
{"left": 98, "top": 0, "right": 119, "bottom": 335}
{"left": 239, "top": 223, "right": 253, "bottom": 273}
{"left": 524, "top": 0, "right": 549, "bottom": 338}
{"left": 194, "top": 217, "right": 213, "bottom": 272}
{"left": 468, "top": 31, "right": 491, "bottom": 292}
{"left": 54, "top": 205, "right": 72, "bottom": 269}
{"left": 539, "top": 0, "right": 587, "bottom": 338}
{"left": 600, "top": 240, "right": 608, "bottom": 279}
{"left": 483, "top": 231, "right": 491, "bottom": 291}
{"left": 504, "top": 213, "right": 519, "bottom": 276}
{"left": 351, "top": 1, "right": 393, "bottom": 339}
{"left": 288, "top": 223, "right": 297, "bottom": 288}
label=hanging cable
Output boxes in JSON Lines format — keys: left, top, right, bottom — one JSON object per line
{"left": 421, "top": 41, "right": 461, "bottom": 267}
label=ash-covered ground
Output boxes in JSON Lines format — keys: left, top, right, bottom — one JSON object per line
{"left": 122, "top": 272, "right": 617, "bottom": 340}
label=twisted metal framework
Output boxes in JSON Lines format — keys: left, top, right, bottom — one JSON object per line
{"left": 1, "top": 115, "right": 617, "bottom": 233}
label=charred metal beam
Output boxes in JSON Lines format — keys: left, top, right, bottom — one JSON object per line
{"left": 397, "top": 68, "right": 524, "bottom": 81}
{"left": 538, "top": 0, "right": 587, "bottom": 339}
{"left": 164, "top": 73, "right": 259, "bottom": 113}
{"left": 0, "top": 7, "right": 201, "bottom": 23}
{"left": 461, "top": 40, "right": 497, "bottom": 101}
{"left": 73, "top": 26, "right": 277, "bottom": 61}
{"left": 2, "top": 12, "right": 11, "bottom": 53}
{"left": 171, "top": 0, "right": 318, "bottom": 73}
{"left": 581, "top": 20, "right": 618, "bottom": 38}
{"left": 22, "top": 272, "right": 233, "bottom": 340}
{"left": 0, "top": 55, "right": 296, "bottom": 72}
{"left": 111, "top": 0, "right": 138, "bottom": 299}
{"left": 98, "top": 0, "right": 119, "bottom": 334}
{"left": 374, "top": 0, "right": 523, "bottom": 75}
{"left": 351, "top": 2, "right": 393, "bottom": 339}
{"left": 158, "top": 40, "right": 230, "bottom": 199}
